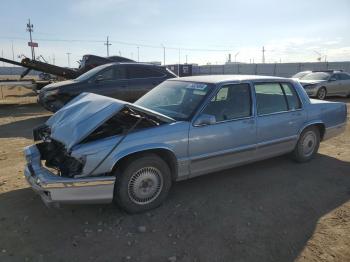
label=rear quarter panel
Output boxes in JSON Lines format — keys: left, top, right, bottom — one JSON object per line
{"left": 306, "top": 99, "right": 347, "bottom": 129}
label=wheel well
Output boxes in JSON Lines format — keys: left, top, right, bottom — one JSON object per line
{"left": 304, "top": 123, "right": 325, "bottom": 140}
{"left": 112, "top": 149, "right": 178, "bottom": 181}
{"left": 319, "top": 86, "right": 327, "bottom": 92}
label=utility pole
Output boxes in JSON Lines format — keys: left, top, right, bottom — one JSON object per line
{"left": 52, "top": 54, "right": 55, "bottom": 65}
{"left": 262, "top": 46, "right": 265, "bottom": 63}
{"left": 185, "top": 55, "right": 188, "bottom": 64}
{"left": 104, "top": 36, "right": 112, "bottom": 56}
{"left": 137, "top": 46, "right": 140, "bottom": 62}
{"left": 66, "top": 52, "right": 71, "bottom": 68}
{"left": 26, "top": 19, "right": 35, "bottom": 60}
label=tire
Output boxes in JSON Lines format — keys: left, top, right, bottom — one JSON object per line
{"left": 113, "top": 154, "right": 172, "bottom": 213}
{"left": 316, "top": 87, "right": 327, "bottom": 100}
{"left": 292, "top": 126, "right": 320, "bottom": 163}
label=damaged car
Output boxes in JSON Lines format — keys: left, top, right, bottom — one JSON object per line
{"left": 24, "top": 75, "right": 347, "bottom": 213}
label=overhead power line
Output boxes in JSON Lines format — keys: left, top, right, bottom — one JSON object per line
{"left": 0, "top": 36, "right": 235, "bottom": 52}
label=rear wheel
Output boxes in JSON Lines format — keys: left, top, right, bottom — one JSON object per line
{"left": 316, "top": 87, "right": 327, "bottom": 100}
{"left": 113, "top": 154, "right": 172, "bottom": 213}
{"left": 292, "top": 126, "right": 320, "bottom": 162}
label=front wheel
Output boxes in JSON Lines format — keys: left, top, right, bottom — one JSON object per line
{"left": 292, "top": 126, "right": 320, "bottom": 163}
{"left": 316, "top": 87, "right": 327, "bottom": 100}
{"left": 114, "top": 154, "right": 172, "bottom": 213}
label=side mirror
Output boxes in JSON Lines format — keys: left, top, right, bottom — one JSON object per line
{"left": 329, "top": 77, "right": 337, "bottom": 81}
{"left": 193, "top": 114, "right": 216, "bottom": 126}
{"left": 95, "top": 75, "right": 104, "bottom": 82}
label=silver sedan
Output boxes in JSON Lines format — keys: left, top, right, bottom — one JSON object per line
{"left": 299, "top": 71, "right": 350, "bottom": 99}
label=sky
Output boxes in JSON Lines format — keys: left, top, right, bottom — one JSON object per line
{"left": 0, "top": 0, "right": 349, "bottom": 67}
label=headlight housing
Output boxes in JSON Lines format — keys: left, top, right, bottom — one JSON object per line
{"left": 303, "top": 84, "right": 316, "bottom": 89}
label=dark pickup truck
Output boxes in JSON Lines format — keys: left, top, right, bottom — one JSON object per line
{"left": 38, "top": 62, "right": 177, "bottom": 112}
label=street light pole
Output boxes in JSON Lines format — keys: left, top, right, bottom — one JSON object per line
{"left": 137, "top": 46, "right": 140, "bottom": 62}
{"left": 234, "top": 51, "right": 240, "bottom": 63}
{"left": 66, "top": 52, "right": 71, "bottom": 68}
{"left": 178, "top": 48, "right": 181, "bottom": 76}
{"left": 162, "top": 45, "right": 166, "bottom": 66}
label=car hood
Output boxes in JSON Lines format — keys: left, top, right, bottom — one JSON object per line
{"left": 45, "top": 92, "right": 175, "bottom": 150}
{"left": 299, "top": 79, "right": 327, "bottom": 85}
{"left": 41, "top": 80, "right": 76, "bottom": 91}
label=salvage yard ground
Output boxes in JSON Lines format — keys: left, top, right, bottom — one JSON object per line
{"left": 0, "top": 96, "right": 349, "bottom": 262}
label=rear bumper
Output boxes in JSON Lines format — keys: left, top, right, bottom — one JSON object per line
{"left": 323, "top": 123, "right": 346, "bottom": 141}
{"left": 24, "top": 145, "right": 115, "bottom": 207}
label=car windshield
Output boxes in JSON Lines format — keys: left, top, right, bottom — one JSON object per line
{"left": 292, "top": 72, "right": 309, "bottom": 78}
{"left": 134, "top": 80, "right": 212, "bottom": 121}
{"left": 300, "top": 72, "right": 330, "bottom": 80}
{"left": 74, "top": 64, "right": 110, "bottom": 81}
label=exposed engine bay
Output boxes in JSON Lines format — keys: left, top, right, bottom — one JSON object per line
{"left": 33, "top": 107, "right": 162, "bottom": 178}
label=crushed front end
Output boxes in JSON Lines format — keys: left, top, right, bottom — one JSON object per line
{"left": 23, "top": 143, "right": 116, "bottom": 206}
{"left": 24, "top": 124, "right": 117, "bottom": 207}
{"left": 23, "top": 93, "right": 173, "bottom": 207}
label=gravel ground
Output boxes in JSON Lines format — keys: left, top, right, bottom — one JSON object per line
{"left": 0, "top": 99, "right": 349, "bottom": 262}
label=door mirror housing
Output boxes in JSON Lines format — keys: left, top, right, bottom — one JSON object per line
{"left": 95, "top": 75, "right": 104, "bottom": 82}
{"left": 329, "top": 77, "right": 337, "bottom": 81}
{"left": 193, "top": 114, "right": 216, "bottom": 126}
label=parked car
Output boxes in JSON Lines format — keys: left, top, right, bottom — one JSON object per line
{"left": 298, "top": 70, "right": 350, "bottom": 99}
{"left": 291, "top": 70, "right": 311, "bottom": 79}
{"left": 24, "top": 75, "right": 347, "bottom": 213}
{"left": 38, "top": 62, "right": 177, "bottom": 112}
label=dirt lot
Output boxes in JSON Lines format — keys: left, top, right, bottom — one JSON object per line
{"left": 0, "top": 98, "right": 349, "bottom": 262}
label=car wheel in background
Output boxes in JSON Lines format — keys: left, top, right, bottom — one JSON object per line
{"left": 114, "top": 154, "right": 172, "bottom": 213}
{"left": 316, "top": 87, "right": 327, "bottom": 100}
{"left": 292, "top": 126, "right": 320, "bottom": 163}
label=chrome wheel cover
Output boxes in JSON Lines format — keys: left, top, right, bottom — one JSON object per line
{"left": 318, "top": 88, "right": 326, "bottom": 99}
{"left": 301, "top": 131, "right": 317, "bottom": 157}
{"left": 128, "top": 167, "right": 163, "bottom": 205}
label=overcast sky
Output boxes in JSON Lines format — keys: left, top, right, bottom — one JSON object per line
{"left": 0, "top": 0, "right": 349, "bottom": 67}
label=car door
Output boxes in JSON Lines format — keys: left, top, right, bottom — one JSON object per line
{"left": 339, "top": 73, "right": 350, "bottom": 96}
{"left": 254, "top": 82, "right": 306, "bottom": 159}
{"left": 88, "top": 65, "right": 129, "bottom": 99}
{"left": 326, "top": 73, "right": 342, "bottom": 95}
{"left": 188, "top": 83, "right": 256, "bottom": 177}
{"left": 126, "top": 65, "right": 165, "bottom": 102}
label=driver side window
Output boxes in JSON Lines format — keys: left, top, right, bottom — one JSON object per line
{"left": 202, "top": 84, "right": 252, "bottom": 122}
{"left": 98, "top": 68, "right": 114, "bottom": 81}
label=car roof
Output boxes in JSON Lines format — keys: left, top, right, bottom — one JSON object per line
{"left": 168, "top": 74, "right": 289, "bottom": 84}
{"left": 104, "top": 62, "right": 164, "bottom": 68}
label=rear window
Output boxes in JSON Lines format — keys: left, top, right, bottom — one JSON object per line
{"left": 255, "top": 82, "right": 301, "bottom": 115}
{"left": 281, "top": 83, "right": 301, "bottom": 110}
{"left": 255, "top": 83, "right": 287, "bottom": 115}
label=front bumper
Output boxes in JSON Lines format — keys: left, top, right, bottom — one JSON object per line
{"left": 24, "top": 145, "right": 116, "bottom": 207}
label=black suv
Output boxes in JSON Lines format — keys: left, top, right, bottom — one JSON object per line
{"left": 38, "top": 63, "right": 177, "bottom": 112}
